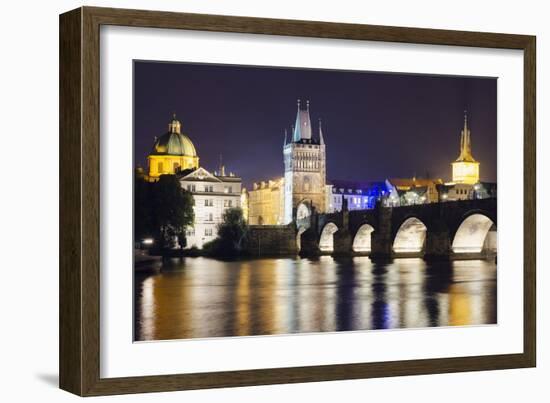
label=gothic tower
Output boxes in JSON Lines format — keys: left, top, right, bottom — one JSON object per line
{"left": 451, "top": 111, "right": 480, "bottom": 184}
{"left": 283, "top": 100, "right": 327, "bottom": 224}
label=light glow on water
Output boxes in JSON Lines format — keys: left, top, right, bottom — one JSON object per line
{"left": 134, "top": 257, "right": 497, "bottom": 341}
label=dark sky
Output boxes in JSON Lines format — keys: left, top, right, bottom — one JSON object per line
{"left": 134, "top": 61, "right": 497, "bottom": 187}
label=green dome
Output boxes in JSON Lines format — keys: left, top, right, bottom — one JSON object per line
{"left": 151, "top": 131, "right": 197, "bottom": 156}
{"left": 151, "top": 116, "right": 197, "bottom": 157}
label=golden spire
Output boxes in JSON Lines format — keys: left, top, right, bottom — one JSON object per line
{"left": 456, "top": 110, "right": 476, "bottom": 162}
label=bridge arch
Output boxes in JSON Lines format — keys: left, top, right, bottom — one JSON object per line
{"left": 452, "top": 213, "right": 496, "bottom": 254}
{"left": 295, "top": 201, "right": 313, "bottom": 252}
{"left": 393, "top": 217, "right": 427, "bottom": 254}
{"left": 319, "top": 222, "right": 339, "bottom": 253}
{"left": 352, "top": 223, "right": 375, "bottom": 253}
{"left": 296, "top": 201, "right": 312, "bottom": 222}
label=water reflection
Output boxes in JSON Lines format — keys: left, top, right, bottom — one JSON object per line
{"left": 134, "top": 257, "right": 497, "bottom": 341}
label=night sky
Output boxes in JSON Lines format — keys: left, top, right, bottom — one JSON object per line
{"left": 134, "top": 61, "right": 497, "bottom": 188}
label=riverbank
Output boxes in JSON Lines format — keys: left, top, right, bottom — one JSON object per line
{"left": 139, "top": 247, "right": 497, "bottom": 263}
{"left": 134, "top": 250, "right": 162, "bottom": 272}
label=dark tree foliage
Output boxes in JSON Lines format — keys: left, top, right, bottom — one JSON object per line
{"left": 203, "top": 207, "right": 248, "bottom": 256}
{"left": 134, "top": 174, "right": 194, "bottom": 249}
{"left": 134, "top": 174, "right": 153, "bottom": 241}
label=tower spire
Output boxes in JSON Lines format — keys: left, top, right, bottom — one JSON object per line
{"left": 292, "top": 99, "right": 312, "bottom": 142}
{"left": 283, "top": 128, "right": 288, "bottom": 146}
{"left": 319, "top": 118, "right": 325, "bottom": 145}
{"left": 219, "top": 153, "right": 225, "bottom": 176}
{"left": 456, "top": 110, "right": 475, "bottom": 163}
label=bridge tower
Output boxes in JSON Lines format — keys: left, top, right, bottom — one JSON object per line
{"left": 283, "top": 100, "right": 327, "bottom": 224}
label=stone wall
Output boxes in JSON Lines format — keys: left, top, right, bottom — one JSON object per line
{"left": 245, "top": 225, "right": 298, "bottom": 256}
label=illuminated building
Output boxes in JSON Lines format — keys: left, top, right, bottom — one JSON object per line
{"left": 451, "top": 112, "right": 479, "bottom": 184}
{"left": 384, "top": 178, "right": 443, "bottom": 206}
{"left": 147, "top": 114, "right": 199, "bottom": 180}
{"left": 240, "top": 188, "right": 249, "bottom": 223}
{"left": 248, "top": 178, "right": 285, "bottom": 225}
{"left": 437, "top": 181, "right": 497, "bottom": 202}
{"left": 436, "top": 183, "right": 475, "bottom": 201}
{"left": 283, "top": 100, "right": 327, "bottom": 223}
{"left": 179, "top": 166, "right": 242, "bottom": 249}
{"left": 328, "top": 180, "right": 389, "bottom": 212}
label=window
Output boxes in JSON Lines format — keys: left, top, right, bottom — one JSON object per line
{"left": 157, "top": 161, "right": 163, "bottom": 173}
{"left": 224, "top": 186, "right": 233, "bottom": 193}
{"left": 224, "top": 199, "right": 233, "bottom": 208}
{"left": 186, "top": 228, "right": 195, "bottom": 237}
{"left": 173, "top": 162, "right": 180, "bottom": 171}
{"left": 204, "top": 185, "right": 214, "bottom": 192}
{"left": 303, "top": 176, "right": 311, "bottom": 192}
{"left": 186, "top": 184, "right": 196, "bottom": 192}
{"left": 205, "top": 228, "right": 213, "bottom": 236}
{"left": 206, "top": 213, "right": 213, "bottom": 221}
{"left": 204, "top": 199, "right": 213, "bottom": 207}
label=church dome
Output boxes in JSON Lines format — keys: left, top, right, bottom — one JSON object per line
{"left": 151, "top": 115, "right": 197, "bottom": 157}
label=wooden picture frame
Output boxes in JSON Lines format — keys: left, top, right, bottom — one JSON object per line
{"left": 59, "top": 6, "right": 536, "bottom": 396}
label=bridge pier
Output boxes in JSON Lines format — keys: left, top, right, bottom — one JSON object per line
{"left": 424, "top": 230, "right": 452, "bottom": 260}
{"left": 369, "top": 207, "right": 393, "bottom": 260}
{"left": 333, "top": 230, "right": 352, "bottom": 255}
{"left": 299, "top": 228, "right": 321, "bottom": 256}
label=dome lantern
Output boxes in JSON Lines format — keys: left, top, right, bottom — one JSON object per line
{"left": 147, "top": 113, "right": 200, "bottom": 180}
{"left": 168, "top": 113, "right": 181, "bottom": 134}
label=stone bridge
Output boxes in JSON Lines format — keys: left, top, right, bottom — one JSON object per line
{"left": 297, "top": 198, "right": 497, "bottom": 260}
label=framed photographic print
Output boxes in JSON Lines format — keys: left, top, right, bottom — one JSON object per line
{"left": 59, "top": 6, "right": 536, "bottom": 396}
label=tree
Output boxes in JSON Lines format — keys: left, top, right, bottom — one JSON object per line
{"left": 151, "top": 175, "right": 194, "bottom": 248}
{"left": 134, "top": 174, "right": 153, "bottom": 242}
{"left": 203, "top": 207, "right": 248, "bottom": 256}
{"left": 134, "top": 174, "right": 194, "bottom": 249}
{"left": 218, "top": 207, "right": 247, "bottom": 250}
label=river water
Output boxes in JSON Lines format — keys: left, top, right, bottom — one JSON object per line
{"left": 134, "top": 256, "right": 496, "bottom": 341}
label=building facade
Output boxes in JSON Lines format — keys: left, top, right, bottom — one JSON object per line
{"left": 383, "top": 178, "right": 443, "bottom": 206}
{"left": 437, "top": 182, "right": 497, "bottom": 202}
{"left": 248, "top": 178, "right": 285, "bottom": 225}
{"left": 147, "top": 115, "right": 199, "bottom": 180}
{"left": 451, "top": 112, "right": 480, "bottom": 184}
{"left": 327, "top": 181, "right": 389, "bottom": 212}
{"left": 283, "top": 100, "right": 327, "bottom": 223}
{"left": 179, "top": 167, "right": 242, "bottom": 249}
